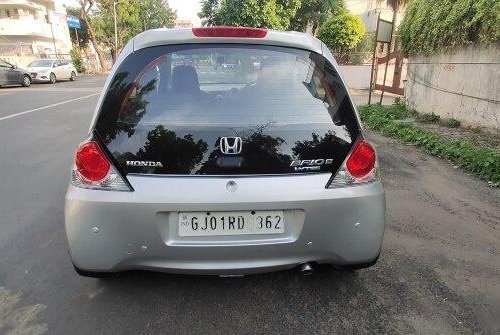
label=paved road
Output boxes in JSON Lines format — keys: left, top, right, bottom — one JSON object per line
{"left": 0, "top": 76, "right": 499, "bottom": 335}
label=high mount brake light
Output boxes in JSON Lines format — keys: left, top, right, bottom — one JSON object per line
{"left": 71, "top": 140, "right": 130, "bottom": 191}
{"left": 328, "top": 140, "right": 378, "bottom": 187}
{"left": 192, "top": 27, "right": 268, "bottom": 38}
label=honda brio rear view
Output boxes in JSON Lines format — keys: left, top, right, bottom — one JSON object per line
{"left": 65, "top": 27, "right": 385, "bottom": 277}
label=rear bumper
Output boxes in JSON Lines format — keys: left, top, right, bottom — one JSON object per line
{"left": 65, "top": 174, "right": 385, "bottom": 275}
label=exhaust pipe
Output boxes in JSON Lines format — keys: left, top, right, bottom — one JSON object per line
{"left": 298, "top": 262, "right": 314, "bottom": 275}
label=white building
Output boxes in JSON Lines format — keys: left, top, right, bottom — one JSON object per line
{"left": 0, "top": 0, "right": 72, "bottom": 56}
{"left": 174, "top": 19, "right": 193, "bottom": 29}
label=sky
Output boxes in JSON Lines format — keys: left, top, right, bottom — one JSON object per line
{"left": 169, "top": 0, "right": 202, "bottom": 27}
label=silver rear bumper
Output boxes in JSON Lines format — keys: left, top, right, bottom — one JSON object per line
{"left": 65, "top": 174, "right": 385, "bottom": 275}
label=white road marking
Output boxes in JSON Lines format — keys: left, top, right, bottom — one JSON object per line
{"left": 0, "top": 92, "right": 100, "bottom": 122}
{"left": 0, "top": 92, "right": 13, "bottom": 96}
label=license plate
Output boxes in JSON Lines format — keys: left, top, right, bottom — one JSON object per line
{"left": 178, "top": 211, "right": 284, "bottom": 237}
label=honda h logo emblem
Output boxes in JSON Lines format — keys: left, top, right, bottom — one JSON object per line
{"left": 220, "top": 137, "right": 242, "bottom": 155}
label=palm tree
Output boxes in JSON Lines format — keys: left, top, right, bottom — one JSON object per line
{"left": 378, "top": 0, "right": 409, "bottom": 50}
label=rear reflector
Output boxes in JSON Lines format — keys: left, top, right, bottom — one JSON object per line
{"left": 192, "top": 27, "right": 267, "bottom": 38}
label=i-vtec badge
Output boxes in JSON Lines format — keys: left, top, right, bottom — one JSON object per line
{"left": 126, "top": 160, "right": 163, "bottom": 168}
{"left": 290, "top": 158, "right": 333, "bottom": 172}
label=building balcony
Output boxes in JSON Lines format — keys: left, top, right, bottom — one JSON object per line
{"left": 0, "top": 0, "right": 46, "bottom": 10}
{"left": 0, "top": 18, "right": 64, "bottom": 40}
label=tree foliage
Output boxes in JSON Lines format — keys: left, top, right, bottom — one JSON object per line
{"left": 316, "top": 9, "right": 365, "bottom": 53}
{"left": 138, "top": 0, "right": 177, "bottom": 31}
{"left": 198, "top": 0, "right": 301, "bottom": 30}
{"left": 66, "top": 6, "right": 90, "bottom": 47}
{"left": 70, "top": 44, "right": 85, "bottom": 72}
{"left": 289, "top": 0, "right": 344, "bottom": 33}
{"left": 92, "top": 0, "right": 176, "bottom": 57}
{"left": 399, "top": 0, "right": 500, "bottom": 55}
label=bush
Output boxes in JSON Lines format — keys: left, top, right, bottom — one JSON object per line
{"left": 358, "top": 103, "right": 500, "bottom": 184}
{"left": 317, "top": 9, "right": 365, "bottom": 54}
{"left": 399, "top": 0, "right": 500, "bottom": 55}
{"left": 440, "top": 118, "right": 461, "bottom": 128}
{"left": 70, "top": 45, "right": 85, "bottom": 73}
{"left": 416, "top": 113, "right": 440, "bottom": 123}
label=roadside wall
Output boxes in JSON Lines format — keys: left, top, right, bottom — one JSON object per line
{"left": 405, "top": 45, "right": 500, "bottom": 132}
{"left": 339, "top": 64, "right": 371, "bottom": 89}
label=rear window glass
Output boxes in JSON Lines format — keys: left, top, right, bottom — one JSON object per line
{"left": 95, "top": 44, "right": 360, "bottom": 175}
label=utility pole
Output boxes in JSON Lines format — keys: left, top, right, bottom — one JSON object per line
{"left": 368, "top": 13, "right": 380, "bottom": 105}
{"left": 49, "top": 14, "right": 58, "bottom": 57}
{"left": 113, "top": 0, "right": 119, "bottom": 62}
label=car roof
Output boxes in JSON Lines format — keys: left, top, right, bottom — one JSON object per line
{"left": 132, "top": 28, "right": 324, "bottom": 55}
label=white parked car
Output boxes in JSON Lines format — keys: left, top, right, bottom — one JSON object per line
{"left": 27, "top": 59, "right": 77, "bottom": 84}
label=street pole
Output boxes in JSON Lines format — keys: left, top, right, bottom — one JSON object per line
{"left": 379, "top": 10, "right": 397, "bottom": 104}
{"left": 113, "top": 0, "right": 118, "bottom": 62}
{"left": 75, "top": 28, "right": 79, "bottom": 46}
{"left": 49, "top": 15, "right": 58, "bottom": 57}
{"left": 368, "top": 13, "right": 380, "bottom": 105}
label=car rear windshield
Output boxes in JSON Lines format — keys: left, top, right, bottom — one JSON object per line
{"left": 95, "top": 44, "right": 360, "bottom": 175}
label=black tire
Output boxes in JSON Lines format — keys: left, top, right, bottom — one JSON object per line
{"left": 21, "top": 75, "right": 31, "bottom": 87}
{"left": 49, "top": 72, "right": 56, "bottom": 84}
{"left": 73, "top": 264, "right": 117, "bottom": 278}
{"left": 70, "top": 71, "right": 76, "bottom": 81}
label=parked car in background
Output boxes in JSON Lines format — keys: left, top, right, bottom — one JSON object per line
{"left": 0, "top": 59, "right": 32, "bottom": 87}
{"left": 27, "top": 59, "right": 77, "bottom": 84}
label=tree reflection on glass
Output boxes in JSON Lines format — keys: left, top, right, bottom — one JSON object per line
{"left": 292, "top": 131, "right": 349, "bottom": 160}
{"left": 135, "top": 125, "right": 208, "bottom": 174}
{"left": 101, "top": 71, "right": 157, "bottom": 142}
{"left": 197, "top": 123, "right": 291, "bottom": 174}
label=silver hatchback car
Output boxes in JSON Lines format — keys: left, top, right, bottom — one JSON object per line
{"left": 65, "top": 27, "right": 385, "bottom": 277}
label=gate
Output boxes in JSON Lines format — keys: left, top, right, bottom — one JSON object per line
{"left": 374, "top": 49, "right": 406, "bottom": 96}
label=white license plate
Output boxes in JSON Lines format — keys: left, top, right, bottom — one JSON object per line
{"left": 178, "top": 211, "right": 284, "bottom": 237}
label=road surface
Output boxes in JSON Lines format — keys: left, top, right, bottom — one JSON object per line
{"left": 0, "top": 76, "right": 498, "bottom": 334}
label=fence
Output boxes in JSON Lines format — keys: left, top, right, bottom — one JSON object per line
{"left": 0, "top": 42, "right": 106, "bottom": 73}
{"left": 0, "top": 42, "right": 34, "bottom": 57}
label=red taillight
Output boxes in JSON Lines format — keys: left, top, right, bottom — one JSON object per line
{"left": 75, "top": 141, "right": 110, "bottom": 182}
{"left": 346, "top": 140, "right": 376, "bottom": 178}
{"left": 192, "top": 26, "right": 268, "bottom": 38}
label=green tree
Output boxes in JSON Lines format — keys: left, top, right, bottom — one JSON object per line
{"left": 78, "top": 0, "right": 108, "bottom": 71}
{"left": 138, "top": 0, "right": 177, "bottom": 31}
{"left": 399, "top": 0, "right": 500, "bottom": 55}
{"left": 199, "top": 0, "right": 221, "bottom": 26}
{"left": 93, "top": 0, "right": 176, "bottom": 61}
{"left": 198, "top": 0, "right": 301, "bottom": 30}
{"left": 66, "top": 6, "right": 90, "bottom": 47}
{"left": 316, "top": 9, "right": 365, "bottom": 62}
{"left": 289, "top": 0, "right": 344, "bottom": 34}
{"left": 70, "top": 44, "right": 85, "bottom": 73}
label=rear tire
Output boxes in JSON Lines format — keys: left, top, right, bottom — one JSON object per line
{"left": 70, "top": 71, "right": 76, "bottom": 81}
{"left": 49, "top": 73, "right": 56, "bottom": 84}
{"left": 21, "top": 75, "right": 31, "bottom": 87}
{"left": 73, "top": 264, "right": 117, "bottom": 278}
